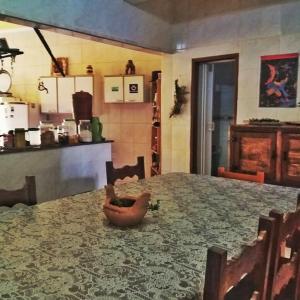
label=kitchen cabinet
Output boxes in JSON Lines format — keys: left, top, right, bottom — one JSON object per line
{"left": 39, "top": 75, "right": 93, "bottom": 113}
{"left": 75, "top": 76, "right": 93, "bottom": 95}
{"left": 151, "top": 74, "right": 161, "bottom": 176}
{"left": 104, "top": 76, "right": 123, "bottom": 103}
{"left": 39, "top": 77, "right": 57, "bottom": 113}
{"left": 57, "top": 77, "right": 74, "bottom": 113}
{"left": 230, "top": 125, "right": 300, "bottom": 187}
{"left": 124, "top": 75, "right": 144, "bottom": 103}
{"left": 104, "top": 75, "right": 144, "bottom": 103}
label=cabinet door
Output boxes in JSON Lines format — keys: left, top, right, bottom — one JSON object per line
{"left": 75, "top": 76, "right": 93, "bottom": 95}
{"left": 39, "top": 77, "right": 57, "bottom": 113}
{"left": 230, "top": 131, "right": 277, "bottom": 182}
{"left": 124, "top": 75, "right": 144, "bottom": 103}
{"left": 104, "top": 76, "right": 123, "bottom": 103}
{"left": 57, "top": 77, "right": 75, "bottom": 113}
{"left": 282, "top": 133, "right": 300, "bottom": 186}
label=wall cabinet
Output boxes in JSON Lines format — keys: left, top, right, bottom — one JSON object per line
{"left": 57, "top": 77, "right": 74, "bottom": 113}
{"left": 40, "top": 77, "right": 57, "bottom": 113}
{"left": 230, "top": 125, "right": 300, "bottom": 187}
{"left": 104, "top": 75, "right": 144, "bottom": 103}
{"left": 39, "top": 75, "right": 93, "bottom": 113}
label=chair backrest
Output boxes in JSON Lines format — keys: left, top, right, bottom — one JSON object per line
{"left": 106, "top": 156, "right": 145, "bottom": 185}
{"left": 267, "top": 196, "right": 300, "bottom": 300}
{"left": 218, "top": 167, "right": 265, "bottom": 184}
{"left": 0, "top": 176, "right": 37, "bottom": 207}
{"left": 203, "top": 215, "right": 275, "bottom": 300}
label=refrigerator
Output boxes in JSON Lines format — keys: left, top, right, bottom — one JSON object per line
{"left": 0, "top": 102, "right": 28, "bottom": 135}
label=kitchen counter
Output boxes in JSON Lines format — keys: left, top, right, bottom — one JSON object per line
{"left": 0, "top": 140, "right": 113, "bottom": 155}
{"left": 0, "top": 141, "right": 112, "bottom": 202}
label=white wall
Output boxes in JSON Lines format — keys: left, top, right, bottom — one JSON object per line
{"left": 162, "top": 1, "right": 300, "bottom": 173}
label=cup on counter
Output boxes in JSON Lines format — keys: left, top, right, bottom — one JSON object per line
{"left": 28, "top": 128, "right": 41, "bottom": 146}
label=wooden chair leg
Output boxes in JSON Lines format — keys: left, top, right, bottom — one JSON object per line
{"left": 203, "top": 246, "right": 227, "bottom": 300}
{"left": 294, "top": 230, "right": 300, "bottom": 300}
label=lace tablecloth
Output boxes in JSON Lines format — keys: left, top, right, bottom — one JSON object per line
{"left": 0, "top": 173, "right": 298, "bottom": 299}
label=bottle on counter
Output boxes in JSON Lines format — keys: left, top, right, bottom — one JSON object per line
{"left": 78, "top": 120, "right": 92, "bottom": 143}
{"left": 91, "top": 117, "right": 103, "bottom": 142}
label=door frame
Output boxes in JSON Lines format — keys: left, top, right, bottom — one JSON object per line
{"left": 190, "top": 53, "right": 239, "bottom": 173}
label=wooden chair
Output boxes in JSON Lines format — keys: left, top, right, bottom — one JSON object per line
{"left": 203, "top": 215, "right": 275, "bottom": 300}
{"left": 218, "top": 167, "right": 265, "bottom": 184}
{"left": 106, "top": 156, "right": 145, "bottom": 185}
{"left": 267, "top": 195, "right": 300, "bottom": 300}
{"left": 0, "top": 176, "right": 37, "bottom": 207}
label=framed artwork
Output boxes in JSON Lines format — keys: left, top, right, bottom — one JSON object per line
{"left": 51, "top": 57, "right": 68, "bottom": 76}
{"left": 259, "top": 53, "right": 298, "bottom": 108}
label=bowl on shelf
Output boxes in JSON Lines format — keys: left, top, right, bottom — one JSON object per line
{"left": 103, "top": 185, "right": 150, "bottom": 227}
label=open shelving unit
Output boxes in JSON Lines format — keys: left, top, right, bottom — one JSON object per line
{"left": 151, "top": 73, "right": 161, "bottom": 176}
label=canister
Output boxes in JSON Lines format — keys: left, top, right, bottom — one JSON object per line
{"left": 14, "top": 128, "right": 26, "bottom": 148}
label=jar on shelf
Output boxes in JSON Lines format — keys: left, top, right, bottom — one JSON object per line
{"left": 28, "top": 128, "right": 41, "bottom": 146}
{"left": 78, "top": 120, "right": 92, "bottom": 143}
{"left": 14, "top": 128, "right": 26, "bottom": 149}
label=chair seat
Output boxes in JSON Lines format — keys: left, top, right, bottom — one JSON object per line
{"left": 218, "top": 167, "right": 265, "bottom": 183}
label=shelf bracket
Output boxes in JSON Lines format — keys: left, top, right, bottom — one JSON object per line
{"left": 34, "top": 27, "right": 65, "bottom": 77}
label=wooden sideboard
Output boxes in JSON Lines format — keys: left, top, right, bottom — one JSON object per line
{"left": 230, "top": 125, "right": 300, "bottom": 187}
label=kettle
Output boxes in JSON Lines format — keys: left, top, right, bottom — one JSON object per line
{"left": 91, "top": 117, "right": 103, "bottom": 142}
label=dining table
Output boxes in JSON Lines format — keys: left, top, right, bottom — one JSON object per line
{"left": 0, "top": 172, "right": 299, "bottom": 300}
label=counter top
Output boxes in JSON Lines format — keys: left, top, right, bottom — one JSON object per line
{"left": 0, "top": 140, "right": 113, "bottom": 155}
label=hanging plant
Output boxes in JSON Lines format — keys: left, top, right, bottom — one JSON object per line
{"left": 169, "top": 79, "right": 189, "bottom": 118}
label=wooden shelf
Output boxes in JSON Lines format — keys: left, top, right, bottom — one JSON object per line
{"left": 150, "top": 73, "right": 161, "bottom": 176}
{"left": 151, "top": 166, "right": 159, "bottom": 175}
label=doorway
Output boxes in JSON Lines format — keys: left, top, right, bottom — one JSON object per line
{"left": 190, "top": 54, "right": 239, "bottom": 175}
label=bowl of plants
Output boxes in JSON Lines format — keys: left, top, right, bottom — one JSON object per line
{"left": 103, "top": 185, "right": 154, "bottom": 227}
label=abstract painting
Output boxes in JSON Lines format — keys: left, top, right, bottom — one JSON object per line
{"left": 259, "top": 53, "right": 298, "bottom": 108}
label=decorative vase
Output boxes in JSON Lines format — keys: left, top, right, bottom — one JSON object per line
{"left": 103, "top": 185, "right": 150, "bottom": 227}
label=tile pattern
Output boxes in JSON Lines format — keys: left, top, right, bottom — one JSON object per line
{"left": 0, "top": 173, "right": 298, "bottom": 299}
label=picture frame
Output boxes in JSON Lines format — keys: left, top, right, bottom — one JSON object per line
{"left": 259, "top": 53, "right": 298, "bottom": 108}
{"left": 51, "top": 57, "right": 68, "bottom": 76}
